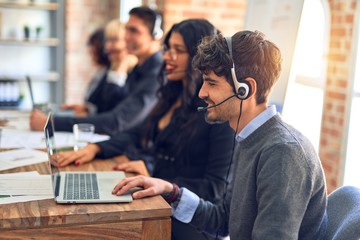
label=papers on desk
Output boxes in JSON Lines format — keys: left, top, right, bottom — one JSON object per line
{"left": 0, "top": 149, "right": 48, "bottom": 171}
{"left": 0, "top": 173, "right": 52, "bottom": 195}
{"left": 0, "top": 171, "right": 53, "bottom": 205}
{"left": 1, "top": 128, "right": 110, "bottom": 149}
{"left": 0, "top": 129, "right": 45, "bottom": 149}
{"left": 0, "top": 110, "right": 31, "bottom": 131}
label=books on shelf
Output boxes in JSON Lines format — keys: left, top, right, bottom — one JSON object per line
{"left": 0, "top": 80, "right": 20, "bottom": 107}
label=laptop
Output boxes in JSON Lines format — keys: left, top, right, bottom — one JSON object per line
{"left": 26, "top": 76, "right": 36, "bottom": 108}
{"left": 26, "top": 76, "right": 74, "bottom": 117}
{"left": 43, "top": 112, "right": 133, "bottom": 204}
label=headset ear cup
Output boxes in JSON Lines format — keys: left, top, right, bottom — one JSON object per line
{"left": 153, "top": 28, "right": 163, "bottom": 40}
{"left": 237, "top": 81, "right": 251, "bottom": 100}
{"left": 226, "top": 36, "right": 252, "bottom": 100}
{"left": 152, "top": 13, "right": 163, "bottom": 40}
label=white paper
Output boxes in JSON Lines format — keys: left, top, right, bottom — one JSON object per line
{"left": 0, "top": 195, "right": 53, "bottom": 205}
{"left": 0, "top": 128, "right": 109, "bottom": 149}
{"left": 0, "top": 172, "right": 53, "bottom": 205}
{"left": 0, "top": 129, "right": 43, "bottom": 148}
{"left": 0, "top": 149, "right": 48, "bottom": 171}
{"left": 0, "top": 174, "right": 53, "bottom": 195}
{"left": 0, "top": 171, "right": 40, "bottom": 177}
{"left": 0, "top": 110, "right": 31, "bottom": 131}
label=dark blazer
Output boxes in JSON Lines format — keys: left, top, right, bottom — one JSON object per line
{"left": 86, "top": 69, "right": 127, "bottom": 114}
{"left": 54, "top": 52, "right": 163, "bottom": 135}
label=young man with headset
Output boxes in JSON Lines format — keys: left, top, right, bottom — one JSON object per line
{"left": 30, "top": 6, "right": 163, "bottom": 135}
{"left": 112, "top": 30, "right": 328, "bottom": 239}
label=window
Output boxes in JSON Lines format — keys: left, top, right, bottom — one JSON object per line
{"left": 343, "top": 7, "right": 360, "bottom": 186}
{"left": 282, "top": 0, "right": 329, "bottom": 151}
{"left": 120, "top": 0, "right": 142, "bottom": 23}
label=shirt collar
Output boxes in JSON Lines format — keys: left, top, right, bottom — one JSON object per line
{"left": 236, "top": 105, "right": 277, "bottom": 142}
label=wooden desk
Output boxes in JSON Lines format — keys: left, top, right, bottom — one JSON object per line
{"left": 0, "top": 156, "right": 172, "bottom": 239}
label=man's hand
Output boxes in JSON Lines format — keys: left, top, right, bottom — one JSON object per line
{"left": 56, "top": 144, "right": 100, "bottom": 167}
{"left": 29, "top": 109, "right": 47, "bottom": 131}
{"left": 113, "top": 160, "right": 150, "bottom": 176}
{"left": 112, "top": 176, "right": 173, "bottom": 199}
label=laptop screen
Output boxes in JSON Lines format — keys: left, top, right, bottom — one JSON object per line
{"left": 26, "top": 75, "right": 35, "bottom": 108}
{"left": 44, "top": 112, "right": 60, "bottom": 197}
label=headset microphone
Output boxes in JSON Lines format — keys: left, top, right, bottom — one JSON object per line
{"left": 197, "top": 93, "right": 237, "bottom": 112}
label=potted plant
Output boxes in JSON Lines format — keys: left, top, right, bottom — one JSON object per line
{"left": 35, "top": 26, "right": 43, "bottom": 39}
{"left": 23, "top": 25, "right": 30, "bottom": 39}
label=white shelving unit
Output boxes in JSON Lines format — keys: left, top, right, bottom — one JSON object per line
{"left": 0, "top": 0, "right": 64, "bottom": 109}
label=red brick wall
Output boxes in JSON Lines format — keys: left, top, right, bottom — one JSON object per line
{"left": 64, "top": 0, "right": 119, "bottom": 104}
{"left": 320, "top": 0, "right": 357, "bottom": 192}
{"left": 160, "top": 0, "right": 246, "bottom": 36}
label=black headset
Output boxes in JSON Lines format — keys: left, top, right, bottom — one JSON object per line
{"left": 152, "top": 12, "right": 163, "bottom": 40}
{"left": 225, "top": 36, "right": 252, "bottom": 100}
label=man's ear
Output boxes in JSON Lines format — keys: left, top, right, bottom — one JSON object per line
{"left": 244, "top": 77, "right": 256, "bottom": 99}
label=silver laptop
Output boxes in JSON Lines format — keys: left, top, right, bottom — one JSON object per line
{"left": 27, "top": 76, "right": 74, "bottom": 117}
{"left": 43, "top": 112, "right": 132, "bottom": 204}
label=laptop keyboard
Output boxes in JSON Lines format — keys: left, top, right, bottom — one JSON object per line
{"left": 63, "top": 173, "right": 100, "bottom": 200}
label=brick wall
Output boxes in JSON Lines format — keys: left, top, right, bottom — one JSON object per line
{"left": 320, "top": 0, "right": 357, "bottom": 192}
{"left": 160, "top": 0, "right": 246, "bottom": 36}
{"left": 64, "top": 0, "right": 119, "bottom": 104}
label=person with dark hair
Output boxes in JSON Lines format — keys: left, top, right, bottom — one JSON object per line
{"left": 88, "top": 28, "right": 110, "bottom": 67}
{"left": 30, "top": 7, "right": 163, "bottom": 135}
{"left": 111, "top": 31, "right": 328, "bottom": 239}
{"left": 128, "top": 6, "right": 164, "bottom": 41}
{"left": 58, "top": 27, "right": 111, "bottom": 117}
{"left": 60, "top": 21, "right": 137, "bottom": 117}
{"left": 55, "top": 19, "right": 234, "bottom": 240}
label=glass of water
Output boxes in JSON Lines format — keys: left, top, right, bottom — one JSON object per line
{"left": 73, "top": 123, "right": 95, "bottom": 150}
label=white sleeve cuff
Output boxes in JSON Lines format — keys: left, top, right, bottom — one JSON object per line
{"left": 107, "top": 71, "right": 127, "bottom": 86}
{"left": 173, "top": 187, "right": 200, "bottom": 223}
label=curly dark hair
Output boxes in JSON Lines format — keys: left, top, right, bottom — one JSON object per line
{"left": 193, "top": 30, "right": 282, "bottom": 104}
{"left": 141, "top": 19, "right": 219, "bottom": 152}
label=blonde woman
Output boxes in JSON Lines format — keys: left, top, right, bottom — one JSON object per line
{"left": 63, "top": 20, "right": 138, "bottom": 116}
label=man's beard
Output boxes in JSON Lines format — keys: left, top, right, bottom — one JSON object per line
{"left": 204, "top": 111, "right": 227, "bottom": 124}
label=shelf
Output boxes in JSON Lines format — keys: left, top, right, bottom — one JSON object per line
{"left": 0, "top": 0, "right": 64, "bottom": 105}
{"left": 0, "top": 72, "right": 60, "bottom": 82}
{"left": 0, "top": 38, "right": 59, "bottom": 46}
{"left": 0, "top": 1, "right": 58, "bottom": 10}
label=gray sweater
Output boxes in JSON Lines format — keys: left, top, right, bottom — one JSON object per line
{"left": 191, "top": 115, "right": 327, "bottom": 239}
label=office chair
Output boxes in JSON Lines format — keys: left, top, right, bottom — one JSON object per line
{"left": 325, "top": 185, "right": 360, "bottom": 240}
